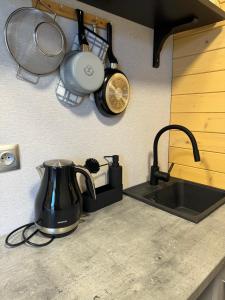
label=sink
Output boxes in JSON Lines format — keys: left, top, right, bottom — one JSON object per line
{"left": 124, "top": 179, "right": 225, "bottom": 223}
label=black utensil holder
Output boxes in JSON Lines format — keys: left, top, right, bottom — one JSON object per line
{"left": 82, "top": 184, "right": 123, "bottom": 213}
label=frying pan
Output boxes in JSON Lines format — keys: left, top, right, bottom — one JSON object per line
{"left": 60, "top": 9, "right": 104, "bottom": 96}
{"left": 95, "top": 23, "right": 130, "bottom": 117}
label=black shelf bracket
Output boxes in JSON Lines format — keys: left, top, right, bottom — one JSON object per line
{"left": 153, "top": 16, "right": 199, "bottom": 68}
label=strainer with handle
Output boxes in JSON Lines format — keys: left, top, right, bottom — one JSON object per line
{"left": 4, "top": 1, "right": 66, "bottom": 84}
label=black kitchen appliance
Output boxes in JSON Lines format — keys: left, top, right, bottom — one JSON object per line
{"left": 35, "top": 159, "right": 96, "bottom": 237}
{"left": 5, "top": 159, "right": 96, "bottom": 247}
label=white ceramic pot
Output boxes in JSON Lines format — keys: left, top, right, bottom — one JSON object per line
{"left": 60, "top": 50, "right": 104, "bottom": 96}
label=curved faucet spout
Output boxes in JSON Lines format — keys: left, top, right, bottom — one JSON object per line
{"left": 150, "top": 124, "right": 200, "bottom": 185}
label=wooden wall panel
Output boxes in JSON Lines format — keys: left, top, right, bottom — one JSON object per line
{"left": 173, "top": 26, "right": 225, "bottom": 58}
{"left": 170, "top": 113, "right": 225, "bottom": 133}
{"left": 171, "top": 165, "right": 225, "bottom": 190}
{"left": 172, "top": 71, "right": 225, "bottom": 94}
{"left": 209, "top": 0, "right": 220, "bottom": 6}
{"left": 173, "top": 48, "right": 225, "bottom": 76}
{"left": 171, "top": 93, "right": 225, "bottom": 113}
{"left": 171, "top": 92, "right": 225, "bottom": 113}
{"left": 169, "top": 147, "right": 225, "bottom": 173}
{"left": 170, "top": 131, "right": 225, "bottom": 153}
{"left": 170, "top": 5, "right": 225, "bottom": 189}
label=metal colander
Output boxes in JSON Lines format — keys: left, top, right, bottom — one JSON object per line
{"left": 5, "top": 7, "right": 66, "bottom": 83}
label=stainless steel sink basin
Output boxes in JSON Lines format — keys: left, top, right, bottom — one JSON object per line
{"left": 124, "top": 178, "right": 225, "bottom": 223}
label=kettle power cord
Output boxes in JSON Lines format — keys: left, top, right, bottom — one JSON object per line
{"left": 5, "top": 222, "right": 54, "bottom": 248}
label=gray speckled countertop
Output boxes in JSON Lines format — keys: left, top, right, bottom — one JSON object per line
{"left": 1, "top": 196, "right": 225, "bottom": 300}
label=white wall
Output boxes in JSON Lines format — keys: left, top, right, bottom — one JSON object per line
{"left": 0, "top": 0, "right": 172, "bottom": 235}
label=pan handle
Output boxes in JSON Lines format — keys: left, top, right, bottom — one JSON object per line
{"left": 76, "top": 9, "right": 89, "bottom": 48}
{"left": 107, "top": 23, "right": 118, "bottom": 65}
{"left": 16, "top": 67, "right": 39, "bottom": 85}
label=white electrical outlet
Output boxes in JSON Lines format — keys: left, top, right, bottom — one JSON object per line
{"left": 0, "top": 144, "right": 20, "bottom": 173}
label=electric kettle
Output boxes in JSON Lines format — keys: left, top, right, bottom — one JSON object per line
{"left": 35, "top": 159, "right": 96, "bottom": 237}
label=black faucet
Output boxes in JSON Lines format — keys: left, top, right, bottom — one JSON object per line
{"left": 150, "top": 125, "right": 200, "bottom": 185}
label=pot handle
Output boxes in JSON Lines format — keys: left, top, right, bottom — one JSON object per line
{"left": 76, "top": 9, "right": 89, "bottom": 49}
{"left": 17, "top": 67, "right": 39, "bottom": 85}
{"left": 74, "top": 166, "right": 96, "bottom": 200}
{"left": 107, "top": 23, "right": 118, "bottom": 65}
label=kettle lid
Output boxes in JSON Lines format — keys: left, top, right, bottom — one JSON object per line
{"left": 43, "top": 159, "right": 74, "bottom": 168}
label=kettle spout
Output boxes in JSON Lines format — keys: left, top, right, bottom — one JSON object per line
{"left": 36, "top": 165, "right": 45, "bottom": 178}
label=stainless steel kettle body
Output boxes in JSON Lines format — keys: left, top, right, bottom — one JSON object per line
{"left": 35, "top": 159, "right": 95, "bottom": 237}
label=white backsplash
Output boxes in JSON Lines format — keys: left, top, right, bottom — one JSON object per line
{"left": 0, "top": 0, "right": 172, "bottom": 235}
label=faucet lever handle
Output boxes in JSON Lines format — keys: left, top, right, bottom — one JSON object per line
{"left": 168, "top": 163, "right": 175, "bottom": 174}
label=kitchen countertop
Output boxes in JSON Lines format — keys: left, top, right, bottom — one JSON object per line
{"left": 1, "top": 196, "right": 225, "bottom": 300}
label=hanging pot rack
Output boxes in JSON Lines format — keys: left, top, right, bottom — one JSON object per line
{"left": 32, "top": 0, "right": 108, "bottom": 28}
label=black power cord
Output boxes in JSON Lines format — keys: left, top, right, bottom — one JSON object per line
{"left": 22, "top": 224, "right": 54, "bottom": 247}
{"left": 5, "top": 222, "right": 54, "bottom": 248}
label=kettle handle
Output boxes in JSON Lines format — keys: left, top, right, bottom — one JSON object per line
{"left": 74, "top": 166, "right": 96, "bottom": 200}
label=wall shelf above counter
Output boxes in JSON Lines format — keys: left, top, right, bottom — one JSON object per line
{"left": 78, "top": 0, "right": 225, "bottom": 67}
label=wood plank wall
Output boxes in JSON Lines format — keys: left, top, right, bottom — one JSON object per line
{"left": 169, "top": 1, "right": 225, "bottom": 190}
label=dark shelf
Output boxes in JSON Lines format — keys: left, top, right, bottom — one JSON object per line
{"left": 78, "top": 0, "right": 225, "bottom": 67}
